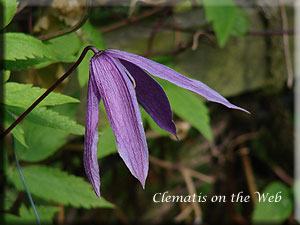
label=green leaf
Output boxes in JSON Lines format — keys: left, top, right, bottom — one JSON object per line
{"left": 159, "top": 79, "right": 212, "bottom": 140}
{"left": 97, "top": 125, "right": 117, "bottom": 158}
{"left": 15, "top": 120, "right": 69, "bottom": 162}
{"left": 231, "top": 8, "right": 249, "bottom": 36}
{"left": 8, "top": 165, "right": 113, "bottom": 208}
{"left": 5, "top": 110, "right": 28, "bottom": 148}
{"left": 0, "top": 0, "right": 18, "bottom": 29}
{"left": 80, "top": 20, "right": 106, "bottom": 50}
{"left": 4, "top": 57, "right": 51, "bottom": 71}
{"left": 3, "top": 82, "right": 79, "bottom": 108}
{"left": 6, "top": 106, "right": 85, "bottom": 135}
{"left": 252, "top": 182, "right": 293, "bottom": 224}
{"left": 173, "top": 0, "right": 192, "bottom": 13}
{"left": 3, "top": 70, "right": 10, "bottom": 83}
{"left": 50, "top": 101, "right": 79, "bottom": 119}
{"left": 203, "top": 0, "right": 237, "bottom": 47}
{"left": 2, "top": 33, "right": 56, "bottom": 61}
{"left": 1, "top": 33, "right": 56, "bottom": 70}
{"left": 45, "top": 32, "right": 81, "bottom": 62}
{"left": 2, "top": 188, "right": 18, "bottom": 211}
{"left": 35, "top": 32, "right": 81, "bottom": 69}
{"left": 77, "top": 20, "right": 106, "bottom": 87}
{"left": 5, "top": 204, "right": 59, "bottom": 225}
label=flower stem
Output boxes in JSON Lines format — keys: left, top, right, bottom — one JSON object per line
{"left": 0, "top": 46, "right": 100, "bottom": 140}
{"left": 12, "top": 137, "right": 41, "bottom": 225}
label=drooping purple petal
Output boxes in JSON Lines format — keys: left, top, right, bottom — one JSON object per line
{"left": 84, "top": 73, "right": 101, "bottom": 198}
{"left": 106, "top": 49, "right": 249, "bottom": 113}
{"left": 119, "top": 59, "right": 177, "bottom": 137}
{"left": 90, "top": 52, "right": 149, "bottom": 187}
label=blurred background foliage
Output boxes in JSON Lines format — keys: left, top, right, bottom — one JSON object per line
{"left": 0, "top": 0, "right": 295, "bottom": 224}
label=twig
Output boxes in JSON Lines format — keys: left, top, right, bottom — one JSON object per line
{"left": 238, "top": 148, "right": 258, "bottom": 205}
{"left": 144, "top": 24, "right": 295, "bottom": 36}
{"left": 129, "top": 0, "right": 170, "bottom": 17}
{"left": 271, "top": 164, "right": 293, "bottom": 186}
{"left": 65, "top": 208, "right": 77, "bottom": 225}
{"left": 180, "top": 169, "right": 202, "bottom": 225}
{"left": 258, "top": 157, "right": 294, "bottom": 186}
{"left": 128, "top": 0, "right": 138, "bottom": 18}
{"left": 38, "top": 0, "right": 91, "bottom": 41}
{"left": 192, "top": 31, "right": 207, "bottom": 50}
{"left": 280, "top": 0, "right": 294, "bottom": 88}
{"left": 102, "top": 6, "right": 124, "bottom": 20}
{"left": 0, "top": 46, "right": 99, "bottom": 140}
{"left": 174, "top": 204, "right": 193, "bottom": 223}
{"left": 143, "top": 24, "right": 216, "bottom": 49}
{"left": 145, "top": 7, "right": 171, "bottom": 57}
{"left": 142, "top": 39, "right": 193, "bottom": 57}
{"left": 114, "top": 205, "right": 130, "bottom": 225}
{"left": 100, "top": 7, "right": 163, "bottom": 33}
{"left": 28, "top": 8, "right": 33, "bottom": 34}
{"left": 14, "top": 0, "right": 29, "bottom": 15}
{"left": 209, "top": 142, "right": 226, "bottom": 165}
{"left": 227, "top": 131, "right": 259, "bottom": 154}
{"left": 149, "top": 155, "right": 215, "bottom": 183}
{"left": 172, "top": 15, "right": 181, "bottom": 48}
{"left": 57, "top": 204, "right": 64, "bottom": 225}
{"left": 248, "top": 29, "right": 295, "bottom": 36}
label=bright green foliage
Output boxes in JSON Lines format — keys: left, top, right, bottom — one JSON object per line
{"left": 80, "top": 21, "right": 106, "bottom": 50}
{"left": 173, "top": 0, "right": 192, "bottom": 13}
{"left": 2, "top": 33, "right": 57, "bottom": 70}
{"left": 6, "top": 106, "right": 85, "bottom": 135}
{"left": 77, "top": 20, "right": 106, "bottom": 87}
{"left": 8, "top": 165, "right": 113, "bottom": 208}
{"left": 35, "top": 32, "right": 81, "bottom": 68}
{"left": 45, "top": 32, "right": 81, "bottom": 62}
{"left": 3, "top": 188, "right": 18, "bottom": 211}
{"left": 231, "top": 8, "right": 249, "bottom": 36}
{"left": 3, "top": 33, "right": 56, "bottom": 60}
{"left": 5, "top": 111, "right": 28, "bottom": 148}
{"left": 15, "top": 120, "right": 69, "bottom": 162}
{"left": 50, "top": 101, "right": 79, "bottom": 119}
{"left": 252, "top": 182, "right": 293, "bottom": 224}
{"left": 3, "top": 82, "right": 79, "bottom": 108}
{"left": 97, "top": 125, "right": 117, "bottom": 158}
{"left": 3, "top": 70, "right": 10, "bottom": 83}
{"left": 203, "top": 0, "right": 248, "bottom": 47}
{"left": 3, "top": 82, "right": 81, "bottom": 149}
{"left": 5, "top": 204, "right": 59, "bottom": 225}
{"left": 0, "top": 0, "right": 18, "bottom": 29}
{"left": 160, "top": 80, "right": 213, "bottom": 140}
{"left": 4, "top": 57, "right": 51, "bottom": 71}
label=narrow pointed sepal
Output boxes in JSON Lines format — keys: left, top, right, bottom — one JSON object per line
{"left": 84, "top": 74, "right": 101, "bottom": 198}
{"left": 106, "top": 49, "right": 250, "bottom": 114}
{"left": 119, "top": 59, "right": 177, "bottom": 137}
{"left": 90, "top": 53, "right": 149, "bottom": 187}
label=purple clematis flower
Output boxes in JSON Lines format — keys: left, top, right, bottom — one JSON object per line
{"left": 84, "top": 49, "right": 249, "bottom": 198}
